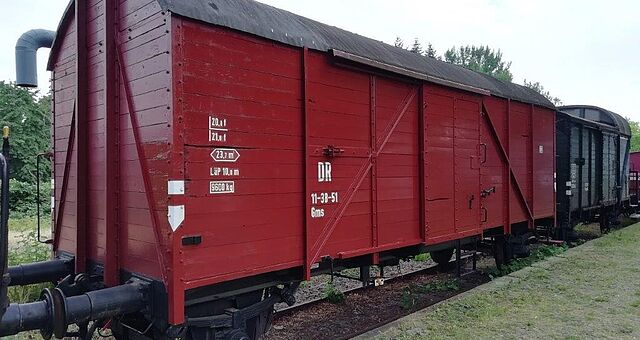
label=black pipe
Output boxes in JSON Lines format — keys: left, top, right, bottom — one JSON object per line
{"left": 0, "top": 282, "right": 147, "bottom": 338}
{"left": 66, "top": 283, "right": 147, "bottom": 324}
{"left": 0, "top": 128, "right": 11, "bottom": 320}
{"left": 8, "top": 259, "right": 73, "bottom": 286}
{"left": 0, "top": 300, "right": 51, "bottom": 336}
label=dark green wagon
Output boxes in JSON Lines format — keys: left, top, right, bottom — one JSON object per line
{"left": 555, "top": 105, "right": 631, "bottom": 239}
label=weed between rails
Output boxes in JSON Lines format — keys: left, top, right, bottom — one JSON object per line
{"left": 414, "top": 253, "right": 431, "bottom": 262}
{"left": 487, "top": 244, "right": 568, "bottom": 279}
{"left": 323, "top": 283, "right": 346, "bottom": 303}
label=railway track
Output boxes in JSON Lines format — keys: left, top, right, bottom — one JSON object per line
{"left": 274, "top": 252, "right": 478, "bottom": 317}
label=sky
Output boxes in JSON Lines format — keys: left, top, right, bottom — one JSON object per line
{"left": 0, "top": 0, "right": 638, "bottom": 120}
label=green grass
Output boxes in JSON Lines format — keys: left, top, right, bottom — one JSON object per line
{"left": 574, "top": 222, "right": 601, "bottom": 239}
{"left": 416, "top": 279, "right": 461, "bottom": 293}
{"left": 8, "top": 215, "right": 49, "bottom": 233}
{"left": 323, "top": 283, "right": 345, "bottom": 304}
{"left": 7, "top": 226, "right": 52, "bottom": 304}
{"left": 487, "top": 244, "right": 568, "bottom": 278}
{"left": 371, "top": 223, "right": 640, "bottom": 339}
{"left": 400, "top": 279, "right": 461, "bottom": 310}
{"left": 414, "top": 253, "right": 431, "bottom": 262}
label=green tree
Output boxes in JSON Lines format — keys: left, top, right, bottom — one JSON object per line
{"left": 425, "top": 43, "right": 438, "bottom": 59}
{"left": 394, "top": 37, "right": 405, "bottom": 49}
{"left": 410, "top": 38, "right": 423, "bottom": 55}
{"left": 628, "top": 118, "right": 640, "bottom": 152}
{"left": 523, "top": 79, "right": 563, "bottom": 106}
{"left": 444, "top": 45, "right": 513, "bottom": 82}
{"left": 0, "top": 81, "right": 51, "bottom": 215}
{"left": 395, "top": 37, "right": 439, "bottom": 59}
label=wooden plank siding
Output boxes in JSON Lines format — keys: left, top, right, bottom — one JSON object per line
{"left": 50, "top": 0, "right": 171, "bottom": 281}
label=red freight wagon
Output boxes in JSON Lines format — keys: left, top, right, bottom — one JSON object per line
{"left": 2, "top": 0, "right": 555, "bottom": 338}
{"left": 631, "top": 152, "right": 640, "bottom": 205}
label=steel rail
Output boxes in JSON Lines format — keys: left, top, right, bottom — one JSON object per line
{"left": 275, "top": 252, "right": 477, "bottom": 316}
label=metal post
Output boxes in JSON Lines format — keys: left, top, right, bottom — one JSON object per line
{"left": 360, "top": 266, "right": 370, "bottom": 287}
{"left": 472, "top": 251, "right": 477, "bottom": 271}
{"left": 456, "top": 239, "right": 462, "bottom": 277}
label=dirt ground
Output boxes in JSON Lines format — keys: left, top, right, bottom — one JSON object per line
{"left": 364, "top": 223, "right": 640, "bottom": 339}
{"left": 267, "top": 269, "right": 490, "bottom": 340}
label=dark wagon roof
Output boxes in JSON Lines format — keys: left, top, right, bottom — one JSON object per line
{"left": 156, "top": 0, "right": 554, "bottom": 108}
{"left": 558, "top": 105, "right": 631, "bottom": 137}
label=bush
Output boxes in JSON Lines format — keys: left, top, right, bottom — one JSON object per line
{"left": 8, "top": 179, "right": 51, "bottom": 218}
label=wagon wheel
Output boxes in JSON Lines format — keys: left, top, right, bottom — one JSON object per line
{"left": 493, "top": 236, "right": 511, "bottom": 269}
{"left": 430, "top": 248, "right": 454, "bottom": 271}
{"left": 245, "top": 307, "right": 273, "bottom": 340}
{"left": 181, "top": 289, "right": 272, "bottom": 340}
{"left": 599, "top": 208, "right": 611, "bottom": 234}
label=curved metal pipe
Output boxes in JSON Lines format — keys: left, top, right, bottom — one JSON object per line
{"left": 15, "top": 29, "right": 56, "bottom": 87}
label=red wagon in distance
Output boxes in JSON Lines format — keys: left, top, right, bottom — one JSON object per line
{"left": 630, "top": 152, "right": 640, "bottom": 206}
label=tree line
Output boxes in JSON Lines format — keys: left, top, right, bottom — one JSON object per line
{"left": 393, "top": 38, "right": 562, "bottom": 105}
{"left": 394, "top": 37, "right": 639, "bottom": 152}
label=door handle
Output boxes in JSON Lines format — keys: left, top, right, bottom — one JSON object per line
{"left": 481, "top": 207, "right": 488, "bottom": 222}
{"left": 468, "top": 194, "right": 475, "bottom": 209}
{"left": 479, "top": 143, "right": 487, "bottom": 164}
{"left": 481, "top": 186, "right": 496, "bottom": 198}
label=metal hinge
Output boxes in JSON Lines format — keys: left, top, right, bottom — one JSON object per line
{"left": 323, "top": 145, "right": 345, "bottom": 157}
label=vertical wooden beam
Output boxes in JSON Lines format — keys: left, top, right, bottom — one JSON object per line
{"left": 369, "top": 76, "right": 378, "bottom": 254}
{"left": 51, "top": 72, "right": 56, "bottom": 243}
{"left": 302, "top": 47, "right": 311, "bottom": 280}
{"left": 168, "top": 15, "right": 185, "bottom": 325}
{"left": 553, "top": 110, "right": 557, "bottom": 230}
{"left": 577, "top": 120, "right": 583, "bottom": 214}
{"left": 103, "top": 0, "right": 119, "bottom": 286}
{"left": 453, "top": 97, "right": 457, "bottom": 231}
{"left": 506, "top": 100, "right": 511, "bottom": 234}
{"left": 74, "top": 0, "right": 88, "bottom": 273}
{"left": 529, "top": 104, "right": 535, "bottom": 229}
{"left": 419, "top": 84, "right": 426, "bottom": 243}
